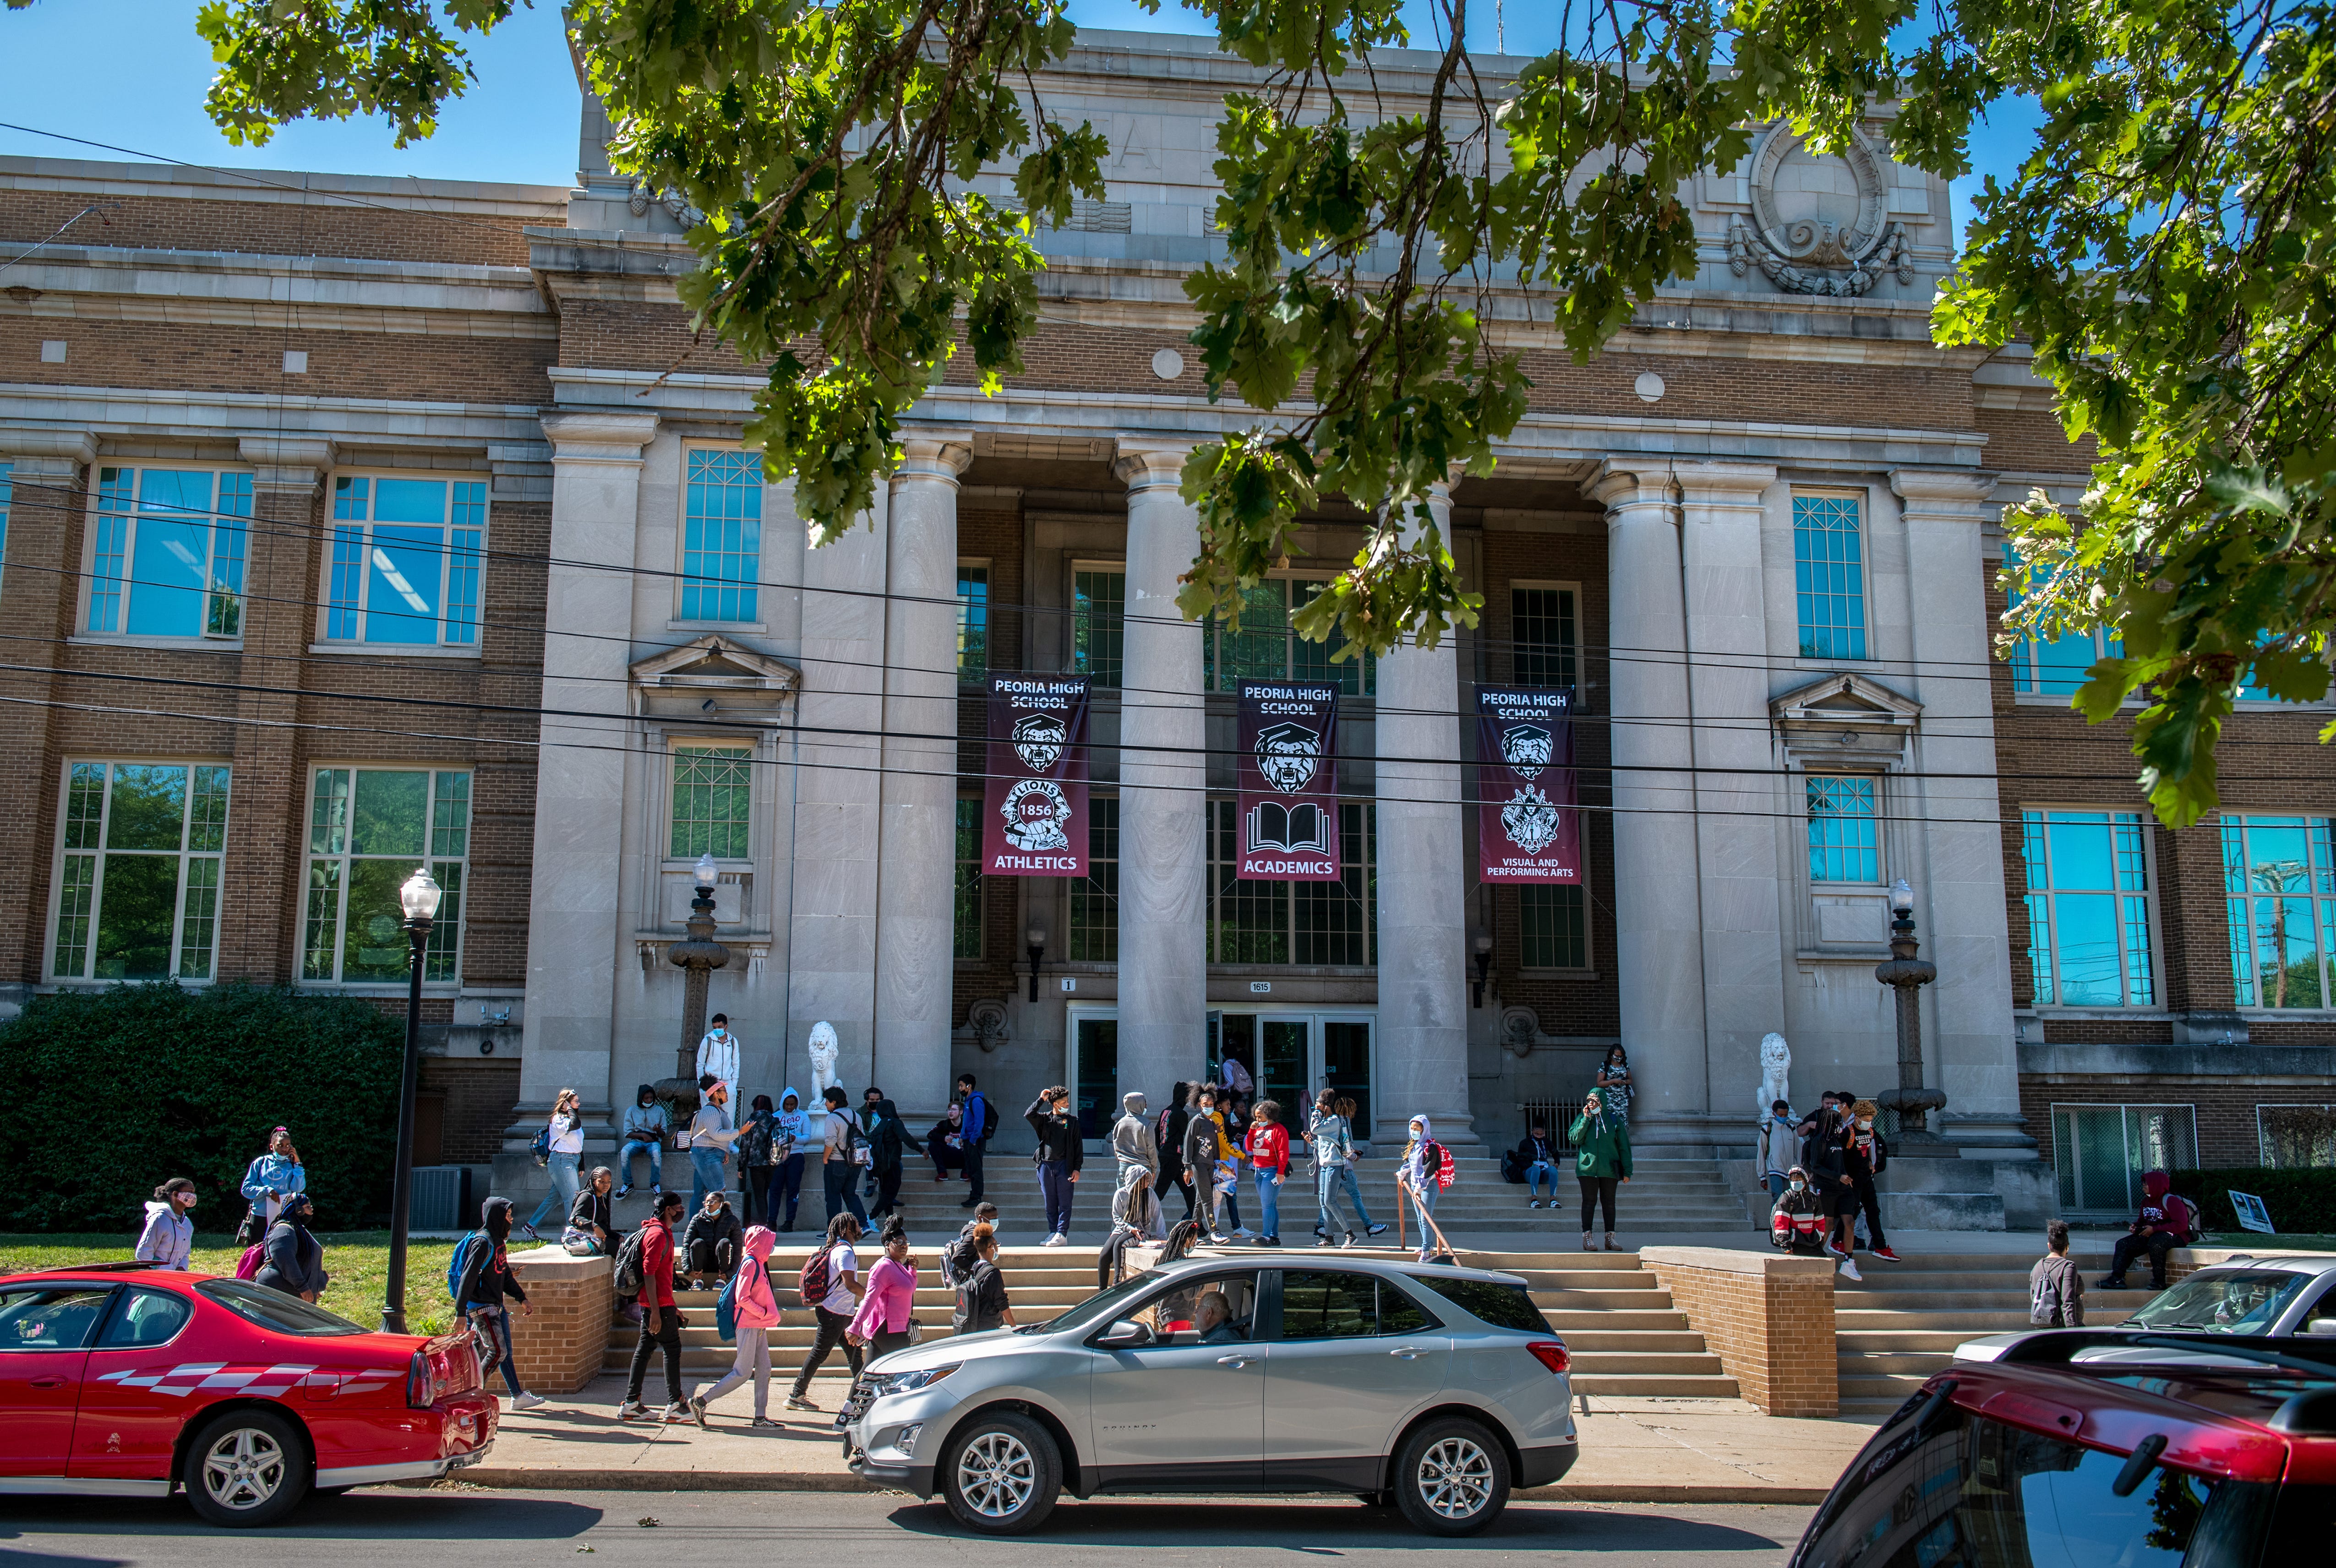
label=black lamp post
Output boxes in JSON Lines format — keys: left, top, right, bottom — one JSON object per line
{"left": 1026, "top": 918, "right": 1049, "bottom": 1003}
{"left": 1471, "top": 929, "right": 1494, "bottom": 1008}
{"left": 382, "top": 865, "right": 442, "bottom": 1334}
{"left": 1874, "top": 877, "right": 1950, "bottom": 1152}
{"left": 667, "top": 851, "right": 731, "bottom": 1088}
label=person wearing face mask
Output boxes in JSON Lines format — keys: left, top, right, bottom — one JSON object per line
{"left": 1843, "top": 1098, "right": 1898, "bottom": 1262}
{"left": 253, "top": 1192, "right": 329, "bottom": 1301}
{"left": 772, "top": 1088, "right": 812, "bottom": 1231}
{"left": 860, "top": 1087, "right": 921, "bottom": 1220}
{"left": 456, "top": 1196, "right": 545, "bottom": 1410}
{"left": 136, "top": 1178, "right": 198, "bottom": 1269}
{"left": 238, "top": 1126, "right": 306, "bottom": 1242}
{"left": 1769, "top": 1167, "right": 1829, "bottom": 1255}
{"left": 1568, "top": 1090, "right": 1632, "bottom": 1253}
{"left": 696, "top": 1013, "right": 742, "bottom": 1129}
{"left": 689, "top": 1074, "right": 746, "bottom": 1220}
{"left": 526, "top": 1088, "right": 585, "bottom": 1241}
{"left": 617, "top": 1085, "right": 670, "bottom": 1199}
{"left": 1758, "top": 1098, "right": 1800, "bottom": 1198}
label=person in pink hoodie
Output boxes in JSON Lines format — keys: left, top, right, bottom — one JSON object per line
{"left": 847, "top": 1215, "right": 920, "bottom": 1358}
{"left": 691, "top": 1225, "right": 782, "bottom": 1427}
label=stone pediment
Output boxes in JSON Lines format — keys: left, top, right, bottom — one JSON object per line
{"left": 631, "top": 636, "right": 798, "bottom": 720}
{"left": 1770, "top": 671, "right": 1921, "bottom": 762}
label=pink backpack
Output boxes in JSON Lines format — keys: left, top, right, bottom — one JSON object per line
{"left": 235, "top": 1242, "right": 266, "bottom": 1280}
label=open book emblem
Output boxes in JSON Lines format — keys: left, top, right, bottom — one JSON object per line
{"left": 1247, "top": 799, "right": 1330, "bottom": 855}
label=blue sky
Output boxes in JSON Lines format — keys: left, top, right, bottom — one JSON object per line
{"left": 0, "top": 0, "right": 2036, "bottom": 243}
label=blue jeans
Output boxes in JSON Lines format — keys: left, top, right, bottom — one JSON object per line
{"left": 1337, "top": 1165, "right": 1378, "bottom": 1229}
{"left": 617, "top": 1139, "right": 663, "bottom": 1191}
{"left": 1038, "top": 1160, "right": 1074, "bottom": 1236}
{"left": 1253, "top": 1169, "right": 1283, "bottom": 1240}
{"left": 823, "top": 1160, "right": 868, "bottom": 1226}
{"left": 1525, "top": 1160, "right": 1561, "bottom": 1198}
{"left": 529, "top": 1151, "right": 579, "bottom": 1230}
{"left": 690, "top": 1147, "right": 727, "bottom": 1218}
{"left": 1408, "top": 1179, "right": 1439, "bottom": 1260}
{"left": 1211, "top": 1172, "right": 1243, "bottom": 1233}
{"left": 1766, "top": 1173, "right": 1788, "bottom": 1198}
{"left": 1315, "top": 1165, "right": 1360, "bottom": 1236}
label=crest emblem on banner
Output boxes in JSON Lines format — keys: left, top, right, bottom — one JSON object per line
{"left": 1501, "top": 786, "right": 1563, "bottom": 855}
{"left": 1500, "top": 724, "right": 1553, "bottom": 780}
{"left": 1001, "top": 778, "right": 1073, "bottom": 852}
{"left": 1011, "top": 713, "right": 1067, "bottom": 773}
{"left": 1254, "top": 722, "right": 1323, "bottom": 794}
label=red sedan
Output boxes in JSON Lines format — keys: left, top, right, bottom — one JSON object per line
{"left": 0, "top": 1261, "right": 496, "bottom": 1526}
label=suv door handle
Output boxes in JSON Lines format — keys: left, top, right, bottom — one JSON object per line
{"left": 1388, "top": 1347, "right": 1427, "bottom": 1360}
{"left": 1216, "top": 1354, "right": 1257, "bottom": 1368}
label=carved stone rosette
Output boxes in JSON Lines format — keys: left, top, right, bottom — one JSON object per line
{"left": 1725, "top": 124, "right": 1916, "bottom": 298}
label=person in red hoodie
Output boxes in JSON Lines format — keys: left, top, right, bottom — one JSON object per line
{"left": 618, "top": 1190, "right": 690, "bottom": 1422}
{"left": 2100, "top": 1169, "right": 2192, "bottom": 1292}
{"left": 1244, "top": 1099, "right": 1291, "bottom": 1246}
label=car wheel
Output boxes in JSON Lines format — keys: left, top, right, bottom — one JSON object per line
{"left": 182, "top": 1407, "right": 310, "bottom": 1528}
{"left": 939, "top": 1410, "right": 1061, "bottom": 1535}
{"left": 1392, "top": 1417, "right": 1510, "bottom": 1537}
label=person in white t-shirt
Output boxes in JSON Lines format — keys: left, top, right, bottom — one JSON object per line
{"left": 524, "top": 1089, "right": 585, "bottom": 1240}
{"left": 786, "top": 1213, "right": 864, "bottom": 1411}
{"left": 696, "top": 1014, "right": 742, "bottom": 1129}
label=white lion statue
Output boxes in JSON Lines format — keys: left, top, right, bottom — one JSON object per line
{"left": 1757, "top": 1032, "right": 1791, "bottom": 1122}
{"left": 808, "top": 1020, "right": 841, "bottom": 1101}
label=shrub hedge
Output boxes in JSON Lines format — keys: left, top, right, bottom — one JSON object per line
{"left": 0, "top": 982, "right": 404, "bottom": 1233}
{"left": 2169, "top": 1167, "right": 2336, "bottom": 1235}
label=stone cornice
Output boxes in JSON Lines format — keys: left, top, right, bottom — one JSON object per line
{"left": 542, "top": 410, "right": 660, "bottom": 465}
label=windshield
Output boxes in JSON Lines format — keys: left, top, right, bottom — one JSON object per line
{"left": 197, "top": 1279, "right": 369, "bottom": 1336}
{"left": 2125, "top": 1269, "right": 2317, "bottom": 1334}
{"left": 1027, "top": 1270, "right": 1166, "bottom": 1336}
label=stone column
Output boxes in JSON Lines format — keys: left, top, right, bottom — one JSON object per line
{"left": 1373, "top": 483, "right": 1476, "bottom": 1144}
{"left": 1891, "top": 468, "right": 2024, "bottom": 1140}
{"left": 222, "top": 436, "right": 333, "bottom": 983}
{"left": 1111, "top": 440, "right": 1208, "bottom": 1102}
{"left": 519, "top": 413, "right": 658, "bottom": 1146}
{"left": 0, "top": 432, "right": 96, "bottom": 1006}
{"left": 875, "top": 435, "right": 972, "bottom": 1117}
{"left": 1674, "top": 462, "right": 1786, "bottom": 1132}
{"left": 1595, "top": 463, "right": 1709, "bottom": 1150}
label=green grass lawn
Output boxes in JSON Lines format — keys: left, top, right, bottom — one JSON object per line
{"left": 2195, "top": 1232, "right": 2336, "bottom": 1251}
{"left": 0, "top": 1233, "right": 462, "bottom": 1338}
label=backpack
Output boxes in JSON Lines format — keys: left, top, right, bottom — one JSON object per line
{"left": 2162, "top": 1193, "right": 2200, "bottom": 1242}
{"left": 446, "top": 1233, "right": 480, "bottom": 1302}
{"left": 611, "top": 1225, "right": 649, "bottom": 1297}
{"left": 715, "top": 1272, "right": 738, "bottom": 1342}
{"left": 941, "top": 1228, "right": 981, "bottom": 1287}
{"left": 1426, "top": 1140, "right": 1456, "bottom": 1189}
{"left": 1500, "top": 1150, "right": 1525, "bottom": 1184}
{"left": 235, "top": 1241, "right": 266, "bottom": 1280}
{"left": 529, "top": 1123, "right": 552, "bottom": 1167}
{"left": 799, "top": 1246, "right": 835, "bottom": 1309}
{"left": 965, "top": 1092, "right": 996, "bottom": 1146}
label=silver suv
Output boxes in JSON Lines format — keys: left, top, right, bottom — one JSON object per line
{"left": 842, "top": 1255, "right": 1578, "bottom": 1535}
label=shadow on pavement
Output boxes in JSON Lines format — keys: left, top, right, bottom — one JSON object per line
{"left": 881, "top": 1497, "right": 1802, "bottom": 1549}
{"left": 0, "top": 1492, "right": 602, "bottom": 1541}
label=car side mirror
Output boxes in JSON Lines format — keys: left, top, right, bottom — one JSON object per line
{"left": 2303, "top": 1317, "right": 2336, "bottom": 1337}
{"left": 1097, "top": 1319, "right": 1152, "bottom": 1349}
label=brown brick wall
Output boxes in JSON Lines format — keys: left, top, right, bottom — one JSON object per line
{"left": 2018, "top": 1076, "right": 2333, "bottom": 1171}
{"left": 422, "top": 1055, "right": 525, "bottom": 1165}
{"left": 0, "top": 188, "right": 544, "bottom": 267}
{"left": 4, "top": 319, "right": 553, "bottom": 407}
{"left": 1977, "top": 408, "right": 2100, "bottom": 475}
{"left": 504, "top": 1250, "right": 617, "bottom": 1395}
{"left": 1643, "top": 1249, "right": 1839, "bottom": 1417}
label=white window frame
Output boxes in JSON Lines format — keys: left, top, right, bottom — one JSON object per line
{"left": 314, "top": 470, "right": 489, "bottom": 655}
{"left": 2020, "top": 805, "right": 2166, "bottom": 1012}
{"left": 46, "top": 758, "right": 231, "bottom": 984}
{"left": 300, "top": 764, "right": 471, "bottom": 987}
{"left": 76, "top": 463, "right": 253, "bottom": 648}
{"left": 675, "top": 446, "right": 767, "bottom": 629}
{"left": 2051, "top": 1102, "right": 2199, "bottom": 1215}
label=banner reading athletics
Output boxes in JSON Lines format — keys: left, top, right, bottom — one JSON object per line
{"left": 1236, "top": 681, "right": 1341, "bottom": 880}
{"left": 982, "top": 675, "right": 1090, "bottom": 877}
{"left": 1475, "top": 685, "right": 1581, "bottom": 882}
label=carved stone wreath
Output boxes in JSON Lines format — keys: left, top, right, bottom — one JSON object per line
{"left": 628, "top": 177, "right": 703, "bottom": 228}
{"left": 1725, "top": 124, "right": 1914, "bottom": 298}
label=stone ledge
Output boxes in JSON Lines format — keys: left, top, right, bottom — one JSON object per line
{"left": 1639, "top": 1246, "right": 1836, "bottom": 1278}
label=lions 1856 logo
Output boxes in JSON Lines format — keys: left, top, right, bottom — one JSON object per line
{"left": 1500, "top": 785, "right": 1563, "bottom": 855}
{"left": 1012, "top": 712, "right": 1068, "bottom": 773}
{"left": 1001, "top": 778, "right": 1073, "bottom": 852}
{"left": 1254, "top": 722, "right": 1323, "bottom": 794}
{"left": 1500, "top": 723, "right": 1553, "bottom": 780}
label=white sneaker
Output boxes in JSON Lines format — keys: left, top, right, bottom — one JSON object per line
{"left": 511, "top": 1391, "right": 546, "bottom": 1411}
{"left": 1042, "top": 1231, "right": 1067, "bottom": 1247}
{"left": 1233, "top": 1227, "right": 1255, "bottom": 1239}
{"left": 1837, "top": 1256, "right": 1863, "bottom": 1282}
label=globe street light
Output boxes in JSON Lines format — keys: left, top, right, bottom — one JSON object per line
{"left": 1874, "top": 876, "right": 1949, "bottom": 1152}
{"left": 668, "top": 851, "right": 731, "bottom": 1085}
{"left": 382, "top": 865, "right": 442, "bottom": 1334}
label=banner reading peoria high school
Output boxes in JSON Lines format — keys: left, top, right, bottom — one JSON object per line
{"left": 982, "top": 675, "right": 1090, "bottom": 877}
{"left": 1474, "top": 685, "right": 1581, "bottom": 882}
{"left": 1236, "top": 681, "right": 1341, "bottom": 880}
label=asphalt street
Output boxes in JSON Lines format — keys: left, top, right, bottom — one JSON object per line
{"left": 0, "top": 1491, "right": 1815, "bottom": 1566}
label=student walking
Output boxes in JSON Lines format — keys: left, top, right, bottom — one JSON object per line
{"left": 253, "top": 1193, "right": 329, "bottom": 1301}
{"left": 455, "top": 1196, "right": 545, "bottom": 1411}
{"left": 1844, "top": 1098, "right": 1899, "bottom": 1262}
{"left": 526, "top": 1089, "right": 584, "bottom": 1240}
{"left": 1182, "top": 1086, "right": 1229, "bottom": 1240}
{"left": 1513, "top": 1122, "right": 1562, "bottom": 1208}
{"left": 1332, "top": 1094, "right": 1386, "bottom": 1237}
{"left": 951, "top": 1224, "right": 1015, "bottom": 1334}
{"left": 942, "top": 1203, "right": 1000, "bottom": 1287}
{"left": 735, "top": 1094, "right": 783, "bottom": 1227}
{"left": 787, "top": 1214, "right": 865, "bottom": 1411}
{"left": 860, "top": 1087, "right": 920, "bottom": 1219}
{"left": 565, "top": 1166, "right": 614, "bottom": 1255}
{"left": 1569, "top": 1088, "right": 1632, "bottom": 1252}
{"left": 1244, "top": 1099, "right": 1290, "bottom": 1245}
{"left": 1160, "top": 1082, "right": 1196, "bottom": 1222}
{"left": 772, "top": 1087, "right": 812, "bottom": 1230}
{"left": 847, "top": 1216, "right": 919, "bottom": 1359}
{"left": 2031, "top": 1220, "right": 2086, "bottom": 1327}
{"left": 617, "top": 1085, "right": 669, "bottom": 1198}
{"left": 1305, "top": 1090, "right": 1361, "bottom": 1247}
{"left": 690, "top": 1225, "right": 782, "bottom": 1427}
{"left": 1028, "top": 1085, "right": 1084, "bottom": 1246}
{"left": 136, "top": 1179, "right": 198, "bottom": 1269}
{"left": 818, "top": 1086, "right": 870, "bottom": 1227}
{"left": 618, "top": 1191, "right": 689, "bottom": 1422}
{"left": 238, "top": 1127, "right": 306, "bottom": 1239}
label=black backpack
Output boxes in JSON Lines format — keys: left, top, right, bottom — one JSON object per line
{"left": 1500, "top": 1150, "right": 1525, "bottom": 1184}
{"left": 611, "top": 1225, "right": 649, "bottom": 1297}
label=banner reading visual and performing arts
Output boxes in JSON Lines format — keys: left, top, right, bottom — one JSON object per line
{"left": 1236, "top": 681, "right": 1341, "bottom": 881}
{"left": 1474, "top": 684, "right": 1581, "bottom": 882}
{"left": 982, "top": 675, "right": 1090, "bottom": 877}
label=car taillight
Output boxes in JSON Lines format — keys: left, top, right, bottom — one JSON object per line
{"left": 1527, "top": 1340, "right": 1571, "bottom": 1374}
{"left": 407, "top": 1349, "right": 449, "bottom": 1409}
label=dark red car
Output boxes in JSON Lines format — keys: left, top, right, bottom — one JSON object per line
{"left": 1792, "top": 1331, "right": 2335, "bottom": 1568}
{"left": 0, "top": 1263, "right": 496, "bottom": 1526}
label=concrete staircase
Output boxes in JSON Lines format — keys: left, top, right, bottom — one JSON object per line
{"left": 596, "top": 1243, "right": 1738, "bottom": 1399}
{"left": 1832, "top": 1242, "right": 2159, "bottom": 1414}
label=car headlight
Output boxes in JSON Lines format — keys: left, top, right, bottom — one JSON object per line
{"left": 868, "top": 1364, "right": 958, "bottom": 1396}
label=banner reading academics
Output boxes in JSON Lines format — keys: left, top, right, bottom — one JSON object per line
{"left": 1236, "top": 681, "right": 1341, "bottom": 881}
{"left": 982, "top": 675, "right": 1090, "bottom": 877}
{"left": 1474, "top": 685, "right": 1581, "bottom": 882}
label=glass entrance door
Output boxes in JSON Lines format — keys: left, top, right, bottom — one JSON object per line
{"left": 1073, "top": 1014, "right": 1119, "bottom": 1142}
{"left": 1206, "top": 1011, "right": 1373, "bottom": 1138}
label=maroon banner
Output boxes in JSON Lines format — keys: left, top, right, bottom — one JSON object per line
{"left": 982, "top": 675, "right": 1090, "bottom": 877}
{"left": 1475, "top": 684, "right": 1581, "bottom": 882}
{"left": 1236, "top": 681, "right": 1341, "bottom": 880}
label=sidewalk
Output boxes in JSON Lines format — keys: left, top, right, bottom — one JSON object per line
{"left": 447, "top": 1377, "right": 1874, "bottom": 1503}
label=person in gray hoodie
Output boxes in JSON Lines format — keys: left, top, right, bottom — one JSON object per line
{"left": 1110, "top": 1091, "right": 1163, "bottom": 1240}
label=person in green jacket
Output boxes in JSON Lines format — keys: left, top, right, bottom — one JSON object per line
{"left": 1569, "top": 1089, "right": 1633, "bottom": 1253}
